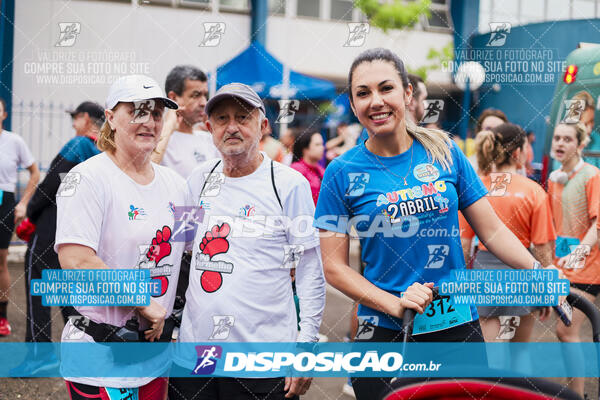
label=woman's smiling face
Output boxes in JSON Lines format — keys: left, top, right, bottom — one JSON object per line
{"left": 350, "top": 60, "right": 412, "bottom": 137}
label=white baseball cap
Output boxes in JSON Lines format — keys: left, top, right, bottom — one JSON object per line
{"left": 105, "top": 75, "right": 178, "bottom": 110}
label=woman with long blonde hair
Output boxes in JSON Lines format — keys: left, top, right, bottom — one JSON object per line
{"left": 314, "top": 48, "right": 562, "bottom": 400}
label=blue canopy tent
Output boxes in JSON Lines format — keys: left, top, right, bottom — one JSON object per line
{"left": 214, "top": 41, "right": 336, "bottom": 100}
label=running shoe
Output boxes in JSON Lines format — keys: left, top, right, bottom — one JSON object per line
{"left": 0, "top": 317, "right": 11, "bottom": 336}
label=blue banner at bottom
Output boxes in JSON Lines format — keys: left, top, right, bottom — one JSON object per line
{"left": 1, "top": 342, "right": 599, "bottom": 378}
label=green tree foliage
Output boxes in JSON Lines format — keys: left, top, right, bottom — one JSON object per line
{"left": 407, "top": 42, "right": 455, "bottom": 80}
{"left": 354, "top": 1, "right": 454, "bottom": 80}
{"left": 354, "top": 0, "right": 432, "bottom": 32}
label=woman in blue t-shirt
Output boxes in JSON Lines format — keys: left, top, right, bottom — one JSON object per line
{"left": 314, "top": 48, "right": 559, "bottom": 400}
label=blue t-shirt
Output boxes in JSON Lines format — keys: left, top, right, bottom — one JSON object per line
{"left": 59, "top": 136, "right": 100, "bottom": 164}
{"left": 314, "top": 139, "right": 487, "bottom": 331}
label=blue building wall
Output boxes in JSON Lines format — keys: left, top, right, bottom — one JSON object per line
{"left": 0, "top": 0, "right": 15, "bottom": 130}
{"left": 469, "top": 19, "right": 600, "bottom": 161}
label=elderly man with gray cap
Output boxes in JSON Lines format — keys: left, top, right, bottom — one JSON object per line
{"left": 170, "top": 83, "right": 326, "bottom": 399}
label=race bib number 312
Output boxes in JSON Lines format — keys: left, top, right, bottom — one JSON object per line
{"left": 412, "top": 295, "right": 472, "bottom": 335}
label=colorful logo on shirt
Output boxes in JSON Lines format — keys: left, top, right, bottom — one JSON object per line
{"left": 489, "top": 172, "right": 512, "bottom": 197}
{"left": 195, "top": 223, "right": 233, "bottom": 293}
{"left": 413, "top": 163, "right": 440, "bottom": 183}
{"left": 424, "top": 244, "right": 449, "bottom": 269}
{"left": 192, "top": 345, "right": 222, "bottom": 375}
{"left": 128, "top": 205, "right": 147, "bottom": 220}
{"left": 346, "top": 173, "right": 370, "bottom": 197}
{"left": 209, "top": 315, "right": 235, "bottom": 340}
{"left": 378, "top": 180, "right": 449, "bottom": 223}
{"left": 137, "top": 226, "right": 173, "bottom": 297}
{"left": 168, "top": 202, "right": 176, "bottom": 216}
{"left": 239, "top": 204, "right": 256, "bottom": 217}
{"left": 199, "top": 200, "right": 211, "bottom": 210}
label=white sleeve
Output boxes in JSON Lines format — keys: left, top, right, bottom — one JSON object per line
{"left": 54, "top": 171, "right": 104, "bottom": 254}
{"left": 295, "top": 246, "right": 326, "bottom": 342}
{"left": 17, "top": 136, "right": 35, "bottom": 168}
{"left": 283, "top": 177, "right": 320, "bottom": 249}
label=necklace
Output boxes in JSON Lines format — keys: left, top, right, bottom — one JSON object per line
{"left": 366, "top": 137, "right": 414, "bottom": 186}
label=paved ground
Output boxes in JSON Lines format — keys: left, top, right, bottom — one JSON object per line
{"left": 1, "top": 243, "right": 599, "bottom": 399}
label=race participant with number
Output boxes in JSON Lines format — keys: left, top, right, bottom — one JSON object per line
{"left": 314, "top": 48, "right": 554, "bottom": 400}
{"left": 548, "top": 121, "right": 600, "bottom": 397}
{"left": 460, "top": 123, "right": 556, "bottom": 351}
{"left": 0, "top": 97, "right": 40, "bottom": 336}
{"left": 55, "top": 75, "right": 188, "bottom": 400}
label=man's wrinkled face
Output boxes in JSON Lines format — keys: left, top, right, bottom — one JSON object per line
{"left": 206, "top": 97, "right": 267, "bottom": 157}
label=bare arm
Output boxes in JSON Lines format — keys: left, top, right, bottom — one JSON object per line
{"left": 58, "top": 243, "right": 107, "bottom": 269}
{"left": 462, "top": 197, "right": 537, "bottom": 269}
{"left": 151, "top": 109, "right": 180, "bottom": 164}
{"left": 14, "top": 163, "right": 40, "bottom": 224}
{"left": 320, "top": 231, "right": 433, "bottom": 317}
{"left": 580, "top": 217, "right": 598, "bottom": 249}
{"left": 461, "top": 237, "right": 472, "bottom": 267}
{"left": 58, "top": 243, "right": 166, "bottom": 341}
{"left": 558, "top": 218, "right": 598, "bottom": 268}
{"left": 325, "top": 135, "right": 344, "bottom": 150}
{"left": 532, "top": 242, "right": 554, "bottom": 267}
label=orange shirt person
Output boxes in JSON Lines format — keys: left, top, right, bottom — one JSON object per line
{"left": 548, "top": 121, "right": 600, "bottom": 397}
{"left": 461, "top": 123, "right": 556, "bottom": 355}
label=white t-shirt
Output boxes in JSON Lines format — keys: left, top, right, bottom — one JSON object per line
{"left": 177, "top": 154, "right": 321, "bottom": 347}
{"left": 0, "top": 130, "right": 35, "bottom": 192}
{"left": 161, "top": 130, "right": 220, "bottom": 179}
{"left": 55, "top": 152, "right": 189, "bottom": 388}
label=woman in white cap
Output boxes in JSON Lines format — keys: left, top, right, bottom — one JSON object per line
{"left": 55, "top": 75, "right": 188, "bottom": 400}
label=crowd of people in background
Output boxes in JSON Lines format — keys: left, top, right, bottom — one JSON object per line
{"left": 0, "top": 47, "right": 599, "bottom": 400}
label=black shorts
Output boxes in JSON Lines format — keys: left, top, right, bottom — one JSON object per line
{"left": 351, "top": 321, "right": 487, "bottom": 400}
{"left": 168, "top": 377, "right": 298, "bottom": 400}
{"left": 0, "top": 191, "right": 15, "bottom": 249}
{"left": 571, "top": 282, "right": 600, "bottom": 297}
